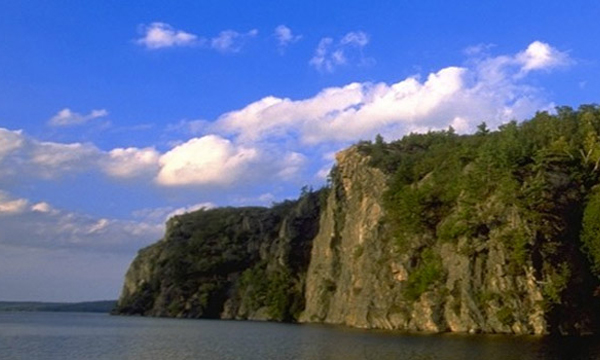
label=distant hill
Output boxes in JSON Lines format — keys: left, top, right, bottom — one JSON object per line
{"left": 0, "top": 300, "right": 116, "bottom": 313}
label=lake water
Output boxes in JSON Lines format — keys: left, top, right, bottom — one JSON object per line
{"left": 0, "top": 312, "right": 599, "bottom": 360}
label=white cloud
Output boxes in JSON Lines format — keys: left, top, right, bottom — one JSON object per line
{"left": 463, "top": 43, "right": 496, "bottom": 57}
{"left": 0, "top": 192, "right": 163, "bottom": 253}
{"left": 0, "top": 41, "right": 574, "bottom": 195}
{"left": 0, "top": 129, "right": 159, "bottom": 182}
{"left": 0, "top": 126, "right": 281, "bottom": 190}
{"left": 211, "top": 29, "right": 258, "bottom": 53}
{"left": 87, "top": 218, "right": 110, "bottom": 234}
{"left": 340, "top": 31, "right": 369, "bottom": 47}
{"left": 156, "top": 135, "right": 259, "bottom": 186}
{"left": 516, "top": 41, "right": 571, "bottom": 74}
{"left": 0, "top": 128, "right": 24, "bottom": 161}
{"left": 136, "top": 23, "right": 261, "bottom": 54}
{"left": 0, "top": 129, "right": 103, "bottom": 179}
{"left": 277, "top": 152, "right": 306, "bottom": 180}
{"left": 274, "top": 25, "right": 302, "bottom": 51}
{"left": 221, "top": 41, "right": 573, "bottom": 145}
{"left": 216, "top": 83, "right": 364, "bottom": 142}
{"left": 48, "top": 108, "right": 109, "bottom": 127}
{"left": 132, "top": 202, "right": 216, "bottom": 223}
{"left": 471, "top": 41, "right": 572, "bottom": 82}
{"left": 215, "top": 67, "right": 467, "bottom": 144}
{"left": 0, "top": 191, "right": 28, "bottom": 215}
{"left": 309, "top": 38, "right": 338, "bottom": 72}
{"left": 310, "top": 31, "right": 371, "bottom": 72}
{"left": 29, "top": 142, "right": 100, "bottom": 178}
{"left": 31, "top": 202, "right": 53, "bottom": 213}
{"left": 102, "top": 147, "right": 160, "bottom": 179}
{"left": 136, "top": 22, "right": 200, "bottom": 49}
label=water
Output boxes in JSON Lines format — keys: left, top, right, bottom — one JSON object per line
{"left": 0, "top": 312, "right": 599, "bottom": 360}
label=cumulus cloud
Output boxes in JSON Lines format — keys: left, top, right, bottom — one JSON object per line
{"left": 516, "top": 41, "right": 572, "bottom": 74}
{"left": 156, "top": 135, "right": 259, "bottom": 186}
{"left": 310, "top": 31, "right": 371, "bottom": 72}
{"left": 211, "top": 29, "right": 258, "bottom": 53}
{"left": 49, "top": 108, "right": 109, "bottom": 127}
{"left": 102, "top": 147, "right": 160, "bottom": 179}
{"left": 222, "top": 41, "right": 572, "bottom": 144}
{"left": 274, "top": 25, "right": 302, "bottom": 51}
{"left": 471, "top": 41, "right": 571, "bottom": 82}
{"left": 0, "top": 41, "right": 574, "bottom": 194}
{"left": 0, "top": 128, "right": 159, "bottom": 182}
{"left": 0, "top": 125, "right": 277, "bottom": 190}
{"left": 136, "top": 22, "right": 200, "bottom": 49}
{"left": 215, "top": 83, "right": 365, "bottom": 142}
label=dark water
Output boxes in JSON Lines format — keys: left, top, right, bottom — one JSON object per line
{"left": 1, "top": 312, "right": 599, "bottom": 360}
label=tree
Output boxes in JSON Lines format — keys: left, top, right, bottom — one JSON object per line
{"left": 476, "top": 122, "right": 490, "bottom": 136}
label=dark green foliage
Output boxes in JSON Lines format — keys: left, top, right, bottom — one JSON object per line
{"left": 115, "top": 188, "right": 325, "bottom": 320}
{"left": 403, "top": 248, "right": 445, "bottom": 301}
{"left": 496, "top": 306, "right": 514, "bottom": 326}
{"left": 238, "top": 263, "right": 302, "bottom": 321}
{"left": 582, "top": 187, "right": 600, "bottom": 275}
{"left": 358, "top": 104, "right": 600, "bottom": 305}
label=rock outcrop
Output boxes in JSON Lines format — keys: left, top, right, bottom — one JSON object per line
{"left": 115, "top": 137, "right": 600, "bottom": 335}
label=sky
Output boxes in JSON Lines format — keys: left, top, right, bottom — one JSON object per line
{"left": 1, "top": 0, "right": 599, "bottom": 302}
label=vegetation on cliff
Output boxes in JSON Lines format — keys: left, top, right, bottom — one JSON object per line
{"left": 114, "top": 190, "right": 324, "bottom": 321}
{"left": 358, "top": 104, "right": 600, "bottom": 321}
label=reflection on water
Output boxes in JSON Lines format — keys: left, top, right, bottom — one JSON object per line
{"left": 0, "top": 312, "right": 599, "bottom": 360}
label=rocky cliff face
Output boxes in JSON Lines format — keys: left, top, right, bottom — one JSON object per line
{"left": 300, "top": 146, "right": 600, "bottom": 335}
{"left": 115, "top": 145, "right": 600, "bottom": 335}
{"left": 114, "top": 193, "right": 323, "bottom": 321}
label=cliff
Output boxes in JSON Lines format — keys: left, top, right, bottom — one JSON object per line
{"left": 115, "top": 105, "right": 600, "bottom": 335}
{"left": 114, "top": 193, "right": 323, "bottom": 321}
{"left": 300, "top": 146, "right": 594, "bottom": 335}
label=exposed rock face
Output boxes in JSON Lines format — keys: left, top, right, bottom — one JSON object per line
{"left": 115, "top": 146, "right": 600, "bottom": 335}
{"left": 299, "top": 147, "right": 599, "bottom": 335}
{"left": 300, "top": 147, "right": 392, "bottom": 328}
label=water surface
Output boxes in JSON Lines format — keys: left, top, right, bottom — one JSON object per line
{"left": 0, "top": 312, "right": 599, "bottom": 360}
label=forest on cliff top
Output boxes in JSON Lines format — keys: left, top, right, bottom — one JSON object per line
{"left": 358, "top": 104, "right": 600, "bottom": 305}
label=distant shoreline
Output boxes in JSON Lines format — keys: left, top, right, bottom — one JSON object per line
{"left": 0, "top": 300, "right": 116, "bottom": 313}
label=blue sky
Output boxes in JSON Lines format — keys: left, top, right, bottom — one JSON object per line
{"left": 1, "top": 0, "right": 599, "bottom": 301}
